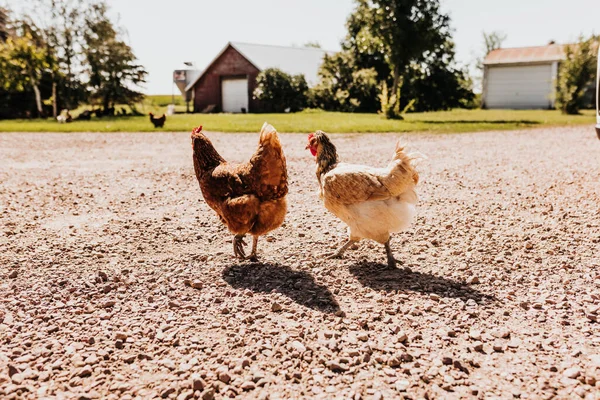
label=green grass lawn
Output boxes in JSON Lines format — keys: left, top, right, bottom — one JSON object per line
{"left": 0, "top": 109, "right": 595, "bottom": 134}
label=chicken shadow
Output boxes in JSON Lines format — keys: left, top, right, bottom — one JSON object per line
{"left": 222, "top": 263, "right": 340, "bottom": 314}
{"left": 349, "top": 262, "right": 496, "bottom": 305}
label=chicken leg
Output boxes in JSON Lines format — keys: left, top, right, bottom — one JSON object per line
{"left": 247, "top": 236, "right": 259, "bottom": 262}
{"left": 327, "top": 239, "right": 357, "bottom": 259}
{"left": 233, "top": 234, "right": 247, "bottom": 259}
{"left": 384, "top": 239, "right": 397, "bottom": 269}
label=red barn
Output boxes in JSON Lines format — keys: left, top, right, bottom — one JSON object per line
{"left": 180, "top": 42, "right": 329, "bottom": 113}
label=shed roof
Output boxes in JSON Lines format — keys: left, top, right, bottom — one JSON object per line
{"left": 484, "top": 44, "right": 566, "bottom": 65}
{"left": 185, "top": 42, "right": 331, "bottom": 91}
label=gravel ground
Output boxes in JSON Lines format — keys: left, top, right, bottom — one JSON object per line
{"left": 1, "top": 127, "right": 600, "bottom": 400}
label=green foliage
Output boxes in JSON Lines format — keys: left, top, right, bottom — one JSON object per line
{"left": 0, "top": 0, "right": 147, "bottom": 119}
{"left": 311, "top": 52, "right": 380, "bottom": 112}
{"left": 556, "top": 36, "right": 598, "bottom": 115}
{"left": 253, "top": 68, "right": 308, "bottom": 113}
{"left": 0, "top": 23, "right": 50, "bottom": 116}
{"left": 83, "top": 2, "right": 147, "bottom": 111}
{"left": 329, "top": 0, "right": 474, "bottom": 117}
{"left": 0, "top": 109, "right": 594, "bottom": 134}
{"left": 402, "top": 40, "right": 475, "bottom": 112}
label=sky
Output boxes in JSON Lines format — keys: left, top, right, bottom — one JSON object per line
{"left": 5, "top": 0, "right": 599, "bottom": 94}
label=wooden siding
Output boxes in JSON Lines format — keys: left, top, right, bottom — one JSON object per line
{"left": 193, "top": 45, "right": 261, "bottom": 113}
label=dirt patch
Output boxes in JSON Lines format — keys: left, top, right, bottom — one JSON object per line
{"left": 1, "top": 128, "right": 599, "bottom": 399}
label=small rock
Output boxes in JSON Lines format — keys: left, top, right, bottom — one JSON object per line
{"left": 290, "top": 340, "right": 306, "bottom": 353}
{"left": 191, "top": 280, "right": 203, "bottom": 289}
{"left": 191, "top": 374, "right": 205, "bottom": 391}
{"left": 8, "top": 270, "right": 18, "bottom": 279}
{"left": 442, "top": 357, "right": 453, "bottom": 365}
{"left": 271, "top": 302, "right": 283, "bottom": 312}
{"left": 327, "top": 360, "right": 348, "bottom": 372}
{"left": 395, "top": 379, "right": 410, "bottom": 391}
{"left": 218, "top": 371, "right": 231, "bottom": 383}
{"left": 46, "top": 326, "right": 59, "bottom": 334}
{"left": 467, "top": 276, "right": 480, "bottom": 284}
{"left": 491, "top": 328, "right": 510, "bottom": 339}
{"left": 220, "top": 307, "right": 230, "bottom": 315}
{"left": 388, "top": 356, "right": 401, "bottom": 368}
{"left": 8, "top": 365, "right": 19, "bottom": 377}
{"left": 241, "top": 381, "right": 256, "bottom": 391}
{"left": 115, "top": 332, "right": 128, "bottom": 340}
{"left": 78, "top": 365, "right": 93, "bottom": 378}
{"left": 469, "top": 330, "right": 481, "bottom": 340}
{"left": 397, "top": 331, "right": 408, "bottom": 343}
{"left": 563, "top": 367, "right": 581, "bottom": 379}
{"left": 115, "top": 339, "right": 124, "bottom": 349}
{"left": 11, "top": 373, "right": 24, "bottom": 384}
{"left": 201, "top": 388, "right": 215, "bottom": 400}
{"left": 102, "top": 300, "right": 116, "bottom": 308}
{"left": 161, "top": 388, "right": 176, "bottom": 398}
{"left": 472, "top": 342, "right": 484, "bottom": 352}
{"left": 168, "top": 300, "right": 180, "bottom": 308}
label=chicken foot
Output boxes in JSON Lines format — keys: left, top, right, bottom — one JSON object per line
{"left": 327, "top": 239, "right": 357, "bottom": 259}
{"left": 233, "top": 234, "right": 260, "bottom": 261}
{"left": 233, "top": 234, "right": 247, "bottom": 259}
{"left": 384, "top": 239, "right": 397, "bottom": 269}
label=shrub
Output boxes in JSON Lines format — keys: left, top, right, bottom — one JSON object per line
{"left": 253, "top": 68, "right": 307, "bottom": 113}
{"left": 556, "top": 36, "right": 598, "bottom": 115}
{"left": 309, "top": 52, "right": 380, "bottom": 113}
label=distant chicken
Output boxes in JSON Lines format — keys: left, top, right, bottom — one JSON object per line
{"left": 192, "top": 123, "right": 288, "bottom": 260}
{"left": 149, "top": 112, "right": 166, "bottom": 128}
{"left": 306, "top": 131, "right": 420, "bottom": 268}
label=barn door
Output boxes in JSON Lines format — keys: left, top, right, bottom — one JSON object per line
{"left": 221, "top": 78, "right": 249, "bottom": 113}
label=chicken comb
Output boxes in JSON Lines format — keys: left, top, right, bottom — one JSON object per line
{"left": 192, "top": 125, "right": 203, "bottom": 134}
{"left": 308, "top": 132, "right": 315, "bottom": 140}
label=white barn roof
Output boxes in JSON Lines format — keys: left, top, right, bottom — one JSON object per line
{"left": 185, "top": 42, "right": 331, "bottom": 91}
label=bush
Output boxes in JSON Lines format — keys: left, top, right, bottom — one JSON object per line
{"left": 556, "top": 36, "right": 598, "bottom": 115}
{"left": 253, "top": 68, "right": 308, "bottom": 113}
{"left": 309, "top": 52, "right": 380, "bottom": 113}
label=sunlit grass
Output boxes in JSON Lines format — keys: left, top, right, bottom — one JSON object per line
{"left": 0, "top": 109, "right": 595, "bottom": 134}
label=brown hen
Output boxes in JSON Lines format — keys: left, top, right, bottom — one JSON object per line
{"left": 192, "top": 123, "right": 288, "bottom": 260}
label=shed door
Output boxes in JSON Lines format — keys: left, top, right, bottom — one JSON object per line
{"left": 221, "top": 78, "right": 248, "bottom": 113}
{"left": 486, "top": 64, "right": 553, "bottom": 109}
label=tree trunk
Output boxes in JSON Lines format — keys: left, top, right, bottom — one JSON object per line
{"left": 391, "top": 65, "right": 401, "bottom": 97}
{"left": 52, "top": 81, "right": 58, "bottom": 118}
{"left": 32, "top": 82, "right": 43, "bottom": 118}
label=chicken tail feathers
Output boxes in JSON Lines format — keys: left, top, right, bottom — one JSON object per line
{"left": 259, "top": 122, "right": 279, "bottom": 145}
{"left": 390, "top": 140, "right": 422, "bottom": 186}
{"left": 251, "top": 122, "right": 288, "bottom": 200}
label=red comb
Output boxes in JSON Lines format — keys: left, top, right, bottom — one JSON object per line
{"left": 192, "top": 125, "right": 203, "bottom": 134}
{"left": 308, "top": 132, "right": 315, "bottom": 139}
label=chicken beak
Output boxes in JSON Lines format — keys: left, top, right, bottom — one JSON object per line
{"left": 305, "top": 143, "right": 310, "bottom": 150}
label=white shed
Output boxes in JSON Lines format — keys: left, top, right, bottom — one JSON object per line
{"left": 482, "top": 44, "right": 566, "bottom": 109}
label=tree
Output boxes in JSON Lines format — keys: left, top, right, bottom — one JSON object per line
{"left": 253, "top": 68, "right": 308, "bottom": 112}
{"left": 0, "top": 20, "right": 51, "bottom": 117}
{"left": 0, "top": 7, "right": 9, "bottom": 42}
{"left": 310, "top": 52, "right": 380, "bottom": 112}
{"left": 83, "top": 2, "right": 146, "bottom": 112}
{"left": 402, "top": 39, "right": 475, "bottom": 112}
{"left": 40, "top": 0, "right": 88, "bottom": 111}
{"left": 346, "top": 0, "right": 450, "bottom": 117}
{"left": 475, "top": 31, "right": 506, "bottom": 72}
{"left": 556, "top": 36, "right": 598, "bottom": 115}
